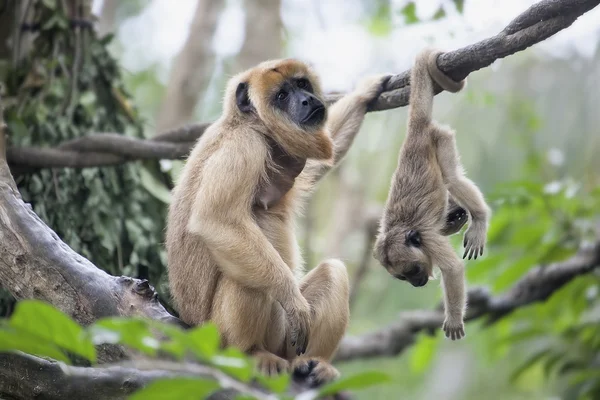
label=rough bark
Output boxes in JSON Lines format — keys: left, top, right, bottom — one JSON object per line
{"left": 154, "top": 0, "right": 224, "bottom": 135}
{"left": 5, "top": 0, "right": 598, "bottom": 170}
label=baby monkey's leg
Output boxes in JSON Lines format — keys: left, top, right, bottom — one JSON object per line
{"left": 433, "top": 127, "right": 490, "bottom": 259}
{"left": 430, "top": 236, "right": 466, "bottom": 340}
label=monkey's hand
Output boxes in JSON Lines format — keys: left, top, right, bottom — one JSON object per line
{"left": 354, "top": 74, "right": 392, "bottom": 106}
{"left": 442, "top": 317, "right": 465, "bottom": 340}
{"left": 282, "top": 292, "right": 312, "bottom": 356}
{"left": 463, "top": 223, "right": 487, "bottom": 260}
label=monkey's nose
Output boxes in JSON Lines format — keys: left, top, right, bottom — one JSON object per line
{"left": 409, "top": 274, "right": 429, "bottom": 287}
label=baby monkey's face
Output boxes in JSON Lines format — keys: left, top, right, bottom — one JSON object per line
{"left": 377, "top": 229, "right": 432, "bottom": 287}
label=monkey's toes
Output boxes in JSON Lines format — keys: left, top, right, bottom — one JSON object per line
{"left": 292, "top": 357, "right": 340, "bottom": 388}
{"left": 256, "top": 352, "right": 290, "bottom": 376}
{"left": 442, "top": 320, "right": 465, "bottom": 341}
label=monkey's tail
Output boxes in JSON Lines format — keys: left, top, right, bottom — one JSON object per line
{"left": 408, "top": 48, "right": 465, "bottom": 129}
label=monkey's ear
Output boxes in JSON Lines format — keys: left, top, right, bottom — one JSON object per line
{"left": 236, "top": 82, "right": 254, "bottom": 113}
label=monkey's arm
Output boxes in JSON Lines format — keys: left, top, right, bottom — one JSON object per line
{"left": 188, "top": 146, "right": 298, "bottom": 302}
{"left": 431, "top": 239, "right": 466, "bottom": 340}
{"left": 300, "top": 76, "right": 390, "bottom": 184}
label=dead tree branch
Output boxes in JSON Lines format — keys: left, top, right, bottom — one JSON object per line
{"left": 5, "top": 0, "right": 598, "bottom": 171}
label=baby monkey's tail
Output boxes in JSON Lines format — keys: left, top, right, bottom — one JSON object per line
{"left": 408, "top": 48, "right": 466, "bottom": 129}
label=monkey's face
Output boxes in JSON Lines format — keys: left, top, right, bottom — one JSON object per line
{"left": 231, "top": 59, "right": 334, "bottom": 161}
{"left": 374, "top": 229, "right": 433, "bottom": 287}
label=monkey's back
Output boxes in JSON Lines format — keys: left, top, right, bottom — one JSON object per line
{"left": 389, "top": 130, "right": 447, "bottom": 229}
{"left": 166, "top": 127, "right": 225, "bottom": 325}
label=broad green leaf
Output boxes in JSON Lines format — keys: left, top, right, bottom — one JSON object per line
{"left": 212, "top": 347, "right": 252, "bottom": 382}
{"left": 401, "top": 2, "right": 418, "bottom": 24}
{"left": 432, "top": 7, "right": 446, "bottom": 20}
{"left": 256, "top": 371, "right": 290, "bottom": 394}
{"left": 187, "top": 323, "right": 221, "bottom": 359}
{"left": 452, "top": 0, "right": 464, "bottom": 13}
{"left": 0, "top": 329, "right": 70, "bottom": 363}
{"left": 318, "top": 371, "right": 391, "bottom": 396}
{"left": 128, "top": 378, "right": 219, "bottom": 400}
{"left": 90, "top": 317, "right": 158, "bottom": 356}
{"left": 139, "top": 166, "right": 171, "bottom": 204}
{"left": 42, "top": 0, "right": 57, "bottom": 9}
{"left": 410, "top": 335, "right": 438, "bottom": 373}
{"left": 10, "top": 300, "right": 96, "bottom": 362}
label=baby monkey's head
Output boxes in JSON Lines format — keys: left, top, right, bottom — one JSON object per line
{"left": 373, "top": 227, "right": 433, "bottom": 287}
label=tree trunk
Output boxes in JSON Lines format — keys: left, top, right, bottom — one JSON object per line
{"left": 235, "top": 0, "right": 283, "bottom": 72}
{"left": 154, "top": 0, "right": 224, "bottom": 135}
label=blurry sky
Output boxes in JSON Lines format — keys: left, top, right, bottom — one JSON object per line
{"left": 92, "top": 0, "right": 600, "bottom": 92}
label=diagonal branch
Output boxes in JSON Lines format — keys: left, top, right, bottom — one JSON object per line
{"left": 334, "top": 240, "right": 600, "bottom": 362}
{"left": 5, "top": 0, "right": 599, "bottom": 171}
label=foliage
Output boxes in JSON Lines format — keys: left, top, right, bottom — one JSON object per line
{"left": 0, "top": 300, "right": 391, "bottom": 399}
{"left": 0, "top": 1, "right": 171, "bottom": 307}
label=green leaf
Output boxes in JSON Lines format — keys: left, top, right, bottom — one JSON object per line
{"left": 318, "top": 371, "right": 391, "bottom": 396}
{"left": 401, "top": 2, "right": 418, "bottom": 24}
{"left": 453, "top": 0, "right": 464, "bottom": 13}
{"left": 212, "top": 347, "right": 252, "bottom": 382}
{"left": 410, "top": 335, "right": 438, "bottom": 373}
{"left": 187, "top": 323, "right": 221, "bottom": 359}
{"left": 90, "top": 317, "right": 158, "bottom": 356}
{"left": 256, "top": 371, "right": 290, "bottom": 394}
{"left": 139, "top": 166, "right": 171, "bottom": 204}
{"left": 128, "top": 378, "right": 219, "bottom": 400}
{"left": 9, "top": 300, "right": 96, "bottom": 362}
{"left": 0, "top": 329, "right": 70, "bottom": 363}
{"left": 42, "top": 0, "right": 57, "bottom": 9}
{"left": 432, "top": 7, "right": 446, "bottom": 20}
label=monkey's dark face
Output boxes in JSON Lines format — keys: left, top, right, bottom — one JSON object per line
{"left": 374, "top": 229, "right": 432, "bottom": 287}
{"left": 272, "top": 78, "right": 326, "bottom": 128}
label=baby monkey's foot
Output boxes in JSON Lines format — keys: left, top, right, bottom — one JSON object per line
{"left": 442, "top": 317, "right": 465, "bottom": 340}
{"left": 463, "top": 223, "right": 487, "bottom": 260}
{"left": 292, "top": 357, "right": 340, "bottom": 388}
{"left": 255, "top": 351, "right": 290, "bottom": 376}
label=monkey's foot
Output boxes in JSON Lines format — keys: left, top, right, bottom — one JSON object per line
{"left": 463, "top": 224, "right": 487, "bottom": 260}
{"left": 292, "top": 357, "right": 340, "bottom": 388}
{"left": 255, "top": 351, "right": 290, "bottom": 376}
{"left": 442, "top": 318, "right": 465, "bottom": 340}
{"left": 440, "top": 206, "right": 468, "bottom": 236}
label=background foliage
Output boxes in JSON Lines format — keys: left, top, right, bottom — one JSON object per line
{"left": 0, "top": 1, "right": 172, "bottom": 317}
{"left": 0, "top": 0, "right": 599, "bottom": 399}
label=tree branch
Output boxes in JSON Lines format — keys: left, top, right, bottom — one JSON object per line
{"left": 334, "top": 240, "right": 600, "bottom": 362}
{"left": 5, "top": 0, "right": 598, "bottom": 171}
{"left": 0, "top": 352, "right": 275, "bottom": 400}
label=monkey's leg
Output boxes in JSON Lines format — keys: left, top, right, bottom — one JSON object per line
{"left": 430, "top": 237, "right": 466, "bottom": 340}
{"left": 211, "top": 277, "right": 289, "bottom": 375}
{"left": 434, "top": 128, "right": 490, "bottom": 259}
{"left": 288, "top": 259, "right": 350, "bottom": 387}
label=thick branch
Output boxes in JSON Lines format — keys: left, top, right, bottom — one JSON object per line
{"left": 334, "top": 241, "right": 600, "bottom": 362}
{"left": 0, "top": 352, "right": 272, "bottom": 400}
{"left": 5, "top": 0, "right": 599, "bottom": 171}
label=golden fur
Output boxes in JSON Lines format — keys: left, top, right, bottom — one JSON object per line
{"left": 373, "top": 49, "right": 491, "bottom": 340}
{"left": 166, "top": 58, "right": 389, "bottom": 382}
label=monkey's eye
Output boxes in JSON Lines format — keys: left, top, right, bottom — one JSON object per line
{"left": 297, "top": 78, "right": 308, "bottom": 89}
{"left": 405, "top": 230, "right": 422, "bottom": 247}
{"left": 277, "top": 90, "right": 288, "bottom": 101}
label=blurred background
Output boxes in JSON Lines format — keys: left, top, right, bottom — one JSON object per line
{"left": 1, "top": 0, "right": 600, "bottom": 399}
